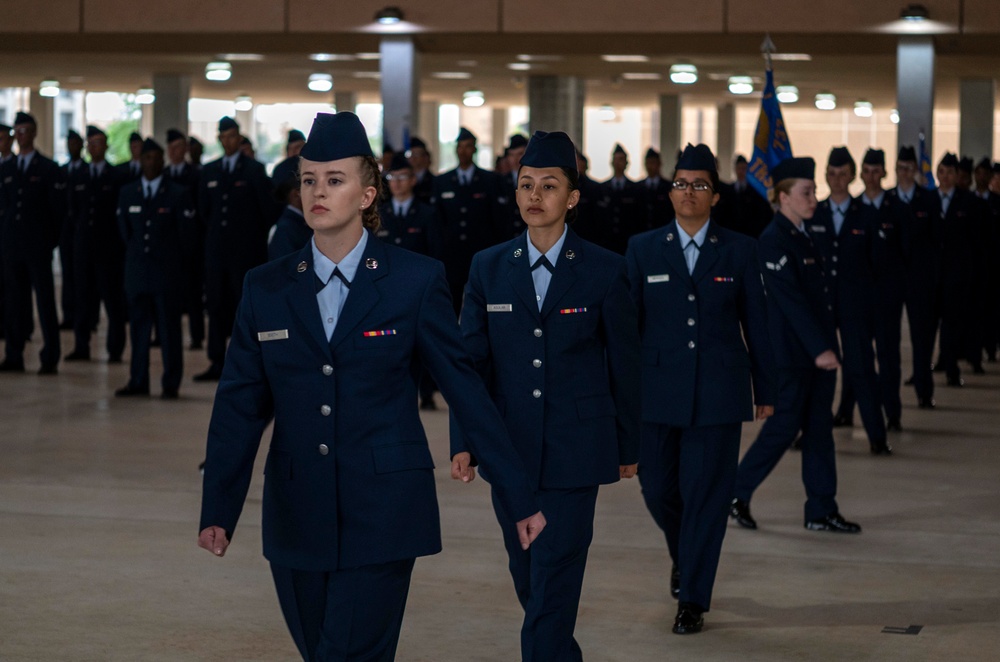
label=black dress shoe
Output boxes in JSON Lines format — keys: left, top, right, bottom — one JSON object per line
{"left": 115, "top": 384, "right": 150, "bottom": 397}
{"left": 918, "top": 397, "right": 936, "bottom": 409}
{"left": 805, "top": 512, "right": 861, "bottom": 533}
{"left": 870, "top": 440, "right": 892, "bottom": 456}
{"left": 193, "top": 366, "right": 222, "bottom": 382}
{"left": 972, "top": 364, "right": 985, "bottom": 375}
{"left": 670, "top": 565, "right": 680, "bottom": 599}
{"left": 107, "top": 355, "right": 123, "bottom": 364}
{"left": 161, "top": 389, "right": 179, "bottom": 400}
{"left": 59, "top": 321, "right": 74, "bottom": 331}
{"left": 64, "top": 349, "right": 91, "bottom": 361}
{"left": 189, "top": 341, "right": 203, "bottom": 351}
{"left": 946, "top": 377, "right": 964, "bottom": 387}
{"left": 932, "top": 363, "right": 946, "bottom": 373}
{"left": 832, "top": 413, "right": 853, "bottom": 427}
{"left": 672, "top": 603, "right": 705, "bottom": 635}
{"left": 730, "top": 498, "right": 757, "bottom": 530}
{"left": 903, "top": 375, "right": 914, "bottom": 385}
{"left": 790, "top": 435, "right": 803, "bottom": 450}
{"left": 38, "top": 363, "right": 58, "bottom": 375}
{"left": 420, "top": 397, "right": 437, "bottom": 411}
{"left": 0, "top": 360, "right": 25, "bottom": 373}
{"left": 886, "top": 418, "right": 902, "bottom": 432}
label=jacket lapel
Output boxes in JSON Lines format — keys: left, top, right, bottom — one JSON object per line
{"left": 691, "top": 221, "right": 721, "bottom": 284}
{"left": 507, "top": 234, "right": 541, "bottom": 321}
{"left": 661, "top": 221, "right": 693, "bottom": 287}
{"left": 329, "top": 233, "right": 388, "bottom": 350}
{"left": 540, "top": 229, "right": 581, "bottom": 319}
{"left": 287, "top": 244, "right": 335, "bottom": 360}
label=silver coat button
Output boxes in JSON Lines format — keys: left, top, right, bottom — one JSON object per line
{"left": 688, "top": 294, "right": 696, "bottom": 302}
{"left": 832, "top": 256, "right": 839, "bottom": 262}
{"left": 320, "top": 405, "right": 331, "bottom": 416}
{"left": 318, "top": 444, "right": 329, "bottom": 456}
{"left": 532, "top": 389, "right": 542, "bottom": 398}
{"left": 831, "top": 269, "right": 838, "bottom": 276}
{"left": 533, "top": 328, "right": 542, "bottom": 337}
{"left": 688, "top": 341, "right": 696, "bottom": 349}
{"left": 322, "top": 364, "right": 333, "bottom": 376}
{"left": 687, "top": 318, "right": 695, "bottom": 326}
{"left": 532, "top": 359, "right": 542, "bottom": 368}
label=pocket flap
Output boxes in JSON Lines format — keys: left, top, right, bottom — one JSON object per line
{"left": 372, "top": 443, "right": 435, "bottom": 474}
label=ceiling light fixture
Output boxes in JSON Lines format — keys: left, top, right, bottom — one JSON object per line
{"left": 507, "top": 62, "right": 531, "bottom": 71}
{"left": 597, "top": 104, "right": 617, "bottom": 122}
{"left": 355, "top": 53, "right": 381, "bottom": 61}
{"left": 205, "top": 62, "right": 232, "bottom": 82}
{"left": 39, "top": 80, "right": 60, "bottom": 97}
{"left": 854, "top": 100, "right": 874, "bottom": 117}
{"left": 890, "top": 109, "right": 900, "bottom": 124}
{"left": 310, "top": 53, "right": 354, "bottom": 62}
{"left": 669, "top": 64, "right": 698, "bottom": 85}
{"left": 815, "top": 92, "right": 837, "bottom": 110}
{"left": 234, "top": 95, "right": 253, "bottom": 112}
{"left": 728, "top": 76, "right": 754, "bottom": 95}
{"left": 622, "top": 72, "right": 662, "bottom": 81}
{"left": 769, "top": 53, "right": 812, "bottom": 62}
{"left": 601, "top": 55, "right": 649, "bottom": 63}
{"left": 308, "top": 73, "right": 333, "bottom": 92}
{"left": 374, "top": 6, "right": 404, "bottom": 25}
{"left": 432, "top": 72, "right": 473, "bottom": 80}
{"left": 776, "top": 85, "right": 799, "bottom": 103}
{"left": 900, "top": 3, "right": 929, "bottom": 20}
{"left": 462, "top": 90, "right": 485, "bottom": 108}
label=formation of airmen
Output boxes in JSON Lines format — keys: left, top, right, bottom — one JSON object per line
{"left": 2, "top": 107, "right": 1000, "bottom": 649}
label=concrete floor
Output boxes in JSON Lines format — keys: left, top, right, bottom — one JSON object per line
{"left": 1, "top": 325, "right": 999, "bottom": 661}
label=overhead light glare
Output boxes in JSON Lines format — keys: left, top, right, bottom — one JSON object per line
{"left": 507, "top": 62, "right": 531, "bottom": 71}
{"left": 310, "top": 53, "right": 354, "bottom": 62}
{"left": 205, "top": 62, "right": 232, "bottom": 82}
{"left": 621, "top": 72, "right": 662, "bottom": 81}
{"left": 308, "top": 73, "right": 333, "bottom": 92}
{"left": 854, "top": 100, "right": 874, "bottom": 117}
{"left": 462, "top": 90, "right": 485, "bottom": 108}
{"left": 815, "top": 92, "right": 837, "bottom": 111}
{"left": 234, "top": 95, "right": 253, "bottom": 112}
{"left": 776, "top": 85, "right": 799, "bottom": 104}
{"left": 597, "top": 104, "right": 616, "bottom": 122}
{"left": 135, "top": 88, "right": 155, "bottom": 105}
{"left": 669, "top": 64, "right": 698, "bottom": 85}
{"left": 890, "top": 109, "right": 900, "bottom": 124}
{"left": 432, "top": 72, "right": 473, "bottom": 80}
{"left": 728, "top": 75, "right": 754, "bottom": 95}
{"left": 601, "top": 55, "right": 649, "bottom": 63}
{"left": 769, "top": 53, "right": 812, "bottom": 62}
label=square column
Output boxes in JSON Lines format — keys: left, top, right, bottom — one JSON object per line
{"left": 151, "top": 74, "right": 191, "bottom": 143}
{"left": 959, "top": 79, "right": 995, "bottom": 159}
{"left": 380, "top": 36, "right": 420, "bottom": 151}
{"left": 897, "top": 36, "right": 935, "bottom": 155}
{"left": 527, "top": 76, "right": 584, "bottom": 146}
{"left": 659, "top": 94, "right": 682, "bottom": 168}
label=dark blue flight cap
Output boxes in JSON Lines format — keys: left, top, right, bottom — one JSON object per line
{"left": 86, "top": 125, "right": 106, "bottom": 139}
{"left": 862, "top": 148, "right": 885, "bottom": 167}
{"left": 645, "top": 147, "right": 660, "bottom": 160}
{"left": 140, "top": 138, "right": 163, "bottom": 155}
{"left": 897, "top": 146, "right": 916, "bottom": 162}
{"left": 612, "top": 143, "right": 627, "bottom": 156}
{"left": 218, "top": 116, "right": 239, "bottom": 133}
{"left": 188, "top": 136, "right": 203, "bottom": 148}
{"left": 299, "top": 112, "right": 374, "bottom": 161}
{"left": 519, "top": 131, "right": 577, "bottom": 173}
{"left": 410, "top": 136, "right": 427, "bottom": 150}
{"left": 992, "top": 162, "right": 1000, "bottom": 175}
{"left": 976, "top": 157, "right": 991, "bottom": 171}
{"left": 772, "top": 157, "right": 816, "bottom": 184}
{"left": 287, "top": 129, "right": 306, "bottom": 146}
{"left": 675, "top": 143, "right": 717, "bottom": 172}
{"left": 958, "top": 156, "right": 973, "bottom": 173}
{"left": 166, "top": 128, "right": 185, "bottom": 143}
{"left": 0, "top": 123, "right": 11, "bottom": 135}
{"left": 67, "top": 129, "right": 82, "bottom": 142}
{"left": 827, "top": 146, "right": 854, "bottom": 169}
{"left": 129, "top": 131, "right": 143, "bottom": 144}
{"left": 240, "top": 136, "right": 252, "bottom": 147}
{"left": 939, "top": 153, "right": 959, "bottom": 169}
{"left": 14, "top": 111, "right": 35, "bottom": 126}
{"left": 389, "top": 152, "right": 412, "bottom": 172}
{"left": 456, "top": 127, "right": 476, "bottom": 143}
{"left": 508, "top": 134, "right": 528, "bottom": 150}
{"left": 734, "top": 154, "right": 748, "bottom": 165}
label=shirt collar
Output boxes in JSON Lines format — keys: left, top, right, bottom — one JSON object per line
{"left": 223, "top": 152, "right": 239, "bottom": 169}
{"left": 19, "top": 150, "right": 35, "bottom": 167}
{"left": 457, "top": 164, "right": 475, "bottom": 179}
{"left": 897, "top": 184, "right": 915, "bottom": 199}
{"left": 675, "top": 220, "right": 709, "bottom": 248}
{"left": 286, "top": 204, "right": 304, "bottom": 218}
{"left": 527, "top": 224, "right": 569, "bottom": 269}
{"left": 142, "top": 174, "right": 164, "bottom": 194}
{"left": 311, "top": 230, "right": 368, "bottom": 286}
{"left": 863, "top": 191, "right": 885, "bottom": 207}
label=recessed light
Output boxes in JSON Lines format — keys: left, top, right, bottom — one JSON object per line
{"left": 854, "top": 100, "right": 874, "bottom": 117}
{"left": 517, "top": 54, "right": 563, "bottom": 62}
{"left": 355, "top": 52, "right": 381, "bottom": 60}
{"left": 890, "top": 109, "right": 900, "bottom": 124}
{"left": 205, "top": 62, "right": 232, "bottom": 82}
{"left": 900, "top": 3, "right": 929, "bottom": 20}
{"left": 507, "top": 63, "right": 531, "bottom": 71}
{"left": 432, "top": 72, "right": 473, "bottom": 80}
{"left": 815, "top": 93, "right": 837, "bottom": 110}
{"left": 669, "top": 64, "right": 698, "bottom": 85}
{"left": 601, "top": 55, "right": 649, "bottom": 63}
{"left": 353, "top": 71, "right": 382, "bottom": 79}
{"left": 621, "top": 73, "right": 662, "bottom": 81}
{"left": 728, "top": 76, "right": 754, "bottom": 95}
{"left": 769, "top": 53, "right": 812, "bottom": 62}
{"left": 39, "top": 80, "right": 60, "bottom": 97}
{"left": 462, "top": 90, "right": 485, "bottom": 107}
{"left": 234, "top": 95, "right": 253, "bottom": 112}
{"left": 310, "top": 53, "right": 355, "bottom": 62}
{"left": 597, "top": 104, "right": 616, "bottom": 121}
{"left": 776, "top": 85, "right": 799, "bottom": 103}
{"left": 374, "top": 6, "right": 404, "bottom": 25}
{"left": 135, "top": 88, "right": 156, "bottom": 105}
{"left": 308, "top": 73, "right": 333, "bottom": 92}
{"left": 217, "top": 53, "right": 263, "bottom": 62}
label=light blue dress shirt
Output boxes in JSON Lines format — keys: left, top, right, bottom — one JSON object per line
{"left": 527, "top": 225, "right": 568, "bottom": 310}
{"left": 830, "top": 199, "right": 848, "bottom": 235}
{"left": 862, "top": 191, "right": 885, "bottom": 208}
{"left": 141, "top": 174, "right": 163, "bottom": 199}
{"left": 676, "top": 222, "right": 709, "bottom": 275}
{"left": 312, "top": 231, "right": 368, "bottom": 340}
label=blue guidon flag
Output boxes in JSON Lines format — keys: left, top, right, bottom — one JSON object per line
{"left": 748, "top": 68, "right": 792, "bottom": 200}
{"left": 919, "top": 132, "right": 937, "bottom": 190}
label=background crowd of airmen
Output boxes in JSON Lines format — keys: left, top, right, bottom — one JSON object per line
{"left": 0, "top": 109, "right": 998, "bottom": 419}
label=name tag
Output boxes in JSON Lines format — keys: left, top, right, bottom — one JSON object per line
{"left": 487, "top": 304, "right": 513, "bottom": 312}
{"left": 129, "top": 205, "right": 142, "bottom": 213}
{"left": 803, "top": 258, "right": 816, "bottom": 265}
{"left": 75, "top": 184, "right": 86, "bottom": 191}
{"left": 646, "top": 274, "right": 670, "bottom": 283}
{"left": 441, "top": 191, "right": 455, "bottom": 199}
{"left": 207, "top": 180, "right": 218, "bottom": 188}
{"left": 809, "top": 225, "right": 827, "bottom": 233}
{"left": 257, "top": 329, "right": 289, "bottom": 341}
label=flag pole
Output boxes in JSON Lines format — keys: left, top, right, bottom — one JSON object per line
{"left": 761, "top": 34, "right": 776, "bottom": 72}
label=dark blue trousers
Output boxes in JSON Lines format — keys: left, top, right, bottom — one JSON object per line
{"left": 127, "top": 291, "right": 182, "bottom": 392}
{"left": 73, "top": 249, "right": 127, "bottom": 359}
{"left": 270, "top": 558, "right": 415, "bottom": 662}
{"left": 734, "top": 368, "right": 839, "bottom": 522}
{"left": 492, "top": 485, "right": 598, "bottom": 662}
{"left": 3, "top": 249, "right": 61, "bottom": 367}
{"left": 836, "top": 322, "right": 887, "bottom": 444}
{"left": 638, "top": 422, "right": 741, "bottom": 612}
{"left": 905, "top": 282, "right": 937, "bottom": 401}
{"left": 873, "top": 282, "right": 905, "bottom": 420}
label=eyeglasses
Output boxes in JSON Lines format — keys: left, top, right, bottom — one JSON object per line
{"left": 385, "top": 173, "right": 412, "bottom": 181}
{"left": 672, "top": 180, "right": 713, "bottom": 192}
